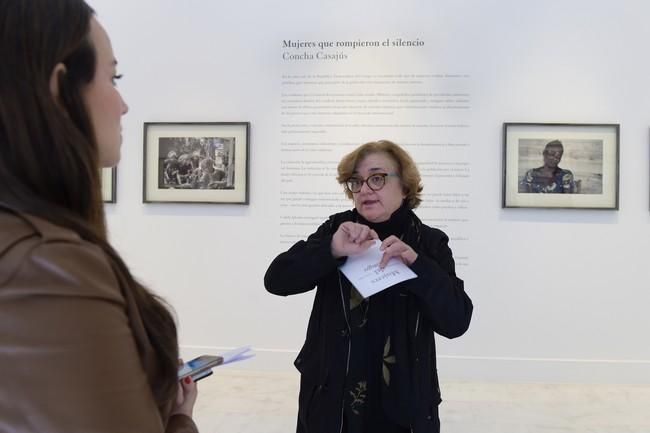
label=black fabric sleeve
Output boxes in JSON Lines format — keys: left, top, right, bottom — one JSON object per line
{"left": 264, "top": 216, "right": 345, "bottom": 296}
{"left": 405, "top": 228, "right": 473, "bottom": 339}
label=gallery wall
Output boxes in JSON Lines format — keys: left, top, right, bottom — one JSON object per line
{"left": 90, "top": 0, "right": 650, "bottom": 383}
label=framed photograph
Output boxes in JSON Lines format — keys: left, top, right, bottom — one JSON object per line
{"left": 143, "top": 122, "right": 250, "bottom": 204}
{"left": 101, "top": 167, "right": 117, "bottom": 203}
{"left": 503, "top": 123, "right": 619, "bottom": 209}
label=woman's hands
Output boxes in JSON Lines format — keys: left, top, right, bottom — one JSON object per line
{"left": 171, "top": 361, "right": 198, "bottom": 418}
{"left": 379, "top": 235, "right": 418, "bottom": 268}
{"left": 331, "top": 222, "right": 378, "bottom": 258}
{"left": 331, "top": 224, "right": 418, "bottom": 268}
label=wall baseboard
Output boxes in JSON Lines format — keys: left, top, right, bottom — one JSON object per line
{"left": 180, "top": 346, "right": 650, "bottom": 384}
{"left": 435, "top": 355, "right": 650, "bottom": 384}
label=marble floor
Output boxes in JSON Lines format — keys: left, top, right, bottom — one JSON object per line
{"left": 192, "top": 368, "right": 650, "bottom": 433}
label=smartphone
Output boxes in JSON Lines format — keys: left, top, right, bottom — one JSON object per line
{"left": 178, "top": 355, "right": 223, "bottom": 382}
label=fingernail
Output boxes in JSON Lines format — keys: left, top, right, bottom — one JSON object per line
{"left": 184, "top": 376, "right": 192, "bottom": 384}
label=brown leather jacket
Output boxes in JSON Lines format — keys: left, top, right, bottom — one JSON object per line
{"left": 0, "top": 209, "right": 198, "bottom": 433}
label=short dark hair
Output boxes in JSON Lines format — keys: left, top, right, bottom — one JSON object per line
{"left": 544, "top": 140, "right": 564, "bottom": 152}
{"left": 337, "top": 140, "right": 423, "bottom": 209}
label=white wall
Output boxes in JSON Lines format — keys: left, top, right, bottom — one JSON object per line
{"left": 90, "top": 0, "right": 650, "bottom": 384}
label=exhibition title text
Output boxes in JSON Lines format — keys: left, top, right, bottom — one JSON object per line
{"left": 281, "top": 38, "right": 424, "bottom": 61}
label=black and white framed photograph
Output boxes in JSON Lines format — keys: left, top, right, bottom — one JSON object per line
{"left": 101, "top": 167, "right": 116, "bottom": 203}
{"left": 143, "top": 122, "right": 250, "bottom": 204}
{"left": 503, "top": 123, "right": 619, "bottom": 209}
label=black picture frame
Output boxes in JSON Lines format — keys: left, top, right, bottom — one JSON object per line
{"left": 101, "top": 167, "right": 117, "bottom": 203}
{"left": 502, "top": 122, "right": 620, "bottom": 209}
{"left": 143, "top": 122, "right": 250, "bottom": 204}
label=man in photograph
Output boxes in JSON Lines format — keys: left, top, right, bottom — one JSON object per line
{"left": 519, "top": 140, "right": 577, "bottom": 193}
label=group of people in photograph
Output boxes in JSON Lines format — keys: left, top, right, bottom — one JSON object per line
{"left": 160, "top": 137, "right": 233, "bottom": 190}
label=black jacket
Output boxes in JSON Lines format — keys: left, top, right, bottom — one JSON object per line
{"left": 265, "top": 209, "right": 473, "bottom": 433}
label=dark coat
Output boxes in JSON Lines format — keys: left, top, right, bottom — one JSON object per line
{"left": 265, "top": 209, "right": 473, "bottom": 433}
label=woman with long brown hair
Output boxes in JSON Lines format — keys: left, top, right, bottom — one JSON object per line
{"left": 0, "top": 0, "right": 199, "bottom": 431}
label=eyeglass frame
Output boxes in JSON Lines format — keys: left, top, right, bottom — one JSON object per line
{"left": 345, "top": 172, "right": 400, "bottom": 193}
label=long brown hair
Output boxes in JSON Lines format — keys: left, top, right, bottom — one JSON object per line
{"left": 0, "top": 0, "right": 179, "bottom": 409}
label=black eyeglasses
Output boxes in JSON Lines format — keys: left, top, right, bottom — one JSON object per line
{"left": 345, "top": 173, "right": 399, "bottom": 193}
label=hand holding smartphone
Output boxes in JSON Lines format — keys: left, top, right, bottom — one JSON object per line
{"left": 178, "top": 355, "right": 223, "bottom": 382}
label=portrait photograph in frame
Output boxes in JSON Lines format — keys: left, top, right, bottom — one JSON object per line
{"left": 143, "top": 122, "right": 250, "bottom": 204}
{"left": 101, "top": 167, "right": 117, "bottom": 203}
{"left": 503, "top": 123, "right": 619, "bottom": 209}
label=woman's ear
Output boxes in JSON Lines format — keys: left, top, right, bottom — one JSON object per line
{"left": 48, "top": 63, "right": 67, "bottom": 104}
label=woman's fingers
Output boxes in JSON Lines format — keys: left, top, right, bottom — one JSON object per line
{"left": 332, "top": 223, "right": 380, "bottom": 258}
{"left": 341, "top": 222, "right": 376, "bottom": 244}
{"left": 379, "top": 237, "right": 417, "bottom": 268}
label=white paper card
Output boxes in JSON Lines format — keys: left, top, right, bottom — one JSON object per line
{"left": 220, "top": 346, "right": 255, "bottom": 365}
{"left": 339, "top": 240, "right": 417, "bottom": 298}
